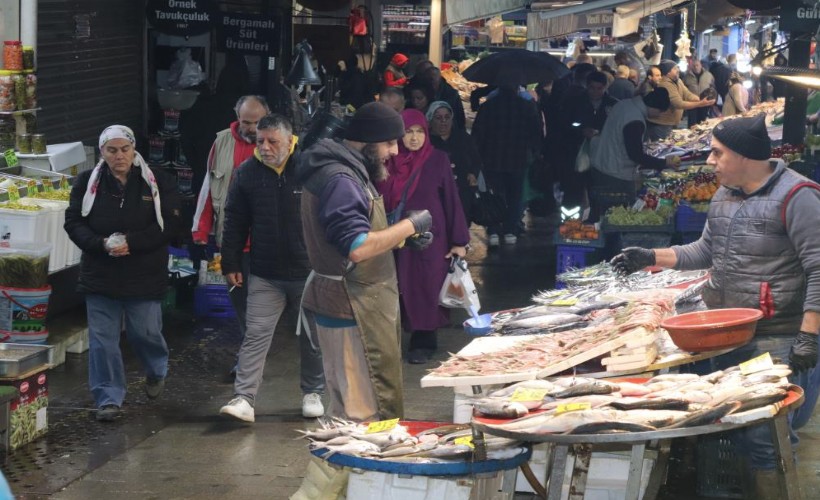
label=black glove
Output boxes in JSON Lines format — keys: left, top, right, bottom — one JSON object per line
{"left": 610, "top": 247, "right": 656, "bottom": 276}
{"left": 405, "top": 210, "right": 432, "bottom": 234}
{"left": 405, "top": 231, "right": 433, "bottom": 251}
{"left": 789, "top": 331, "right": 819, "bottom": 373}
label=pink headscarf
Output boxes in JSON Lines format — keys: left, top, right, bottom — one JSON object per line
{"left": 379, "top": 109, "right": 433, "bottom": 212}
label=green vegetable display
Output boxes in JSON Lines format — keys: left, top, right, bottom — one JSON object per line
{"left": 0, "top": 201, "right": 41, "bottom": 211}
{"left": 31, "top": 190, "right": 70, "bottom": 201}
{"left": 606, "top": 206, "right": 674, "bottom": 226}
{"left": 10, "top": 396, "right": 47, "bottom": 449}
{"left": 0, "top": 254, "right": 49, "bottom": 288}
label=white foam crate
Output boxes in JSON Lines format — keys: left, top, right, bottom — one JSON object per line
{"left": 347, "top": 470, "right": 473, "bottom": 500}
{"left": 551, "top": 451, "right": 654, "bottom": 500}
{"left": 0, "top": 206, "right": 51, "bottom": 245}
{"left": 19, "top": 198, "right": 68, "bottom": 272}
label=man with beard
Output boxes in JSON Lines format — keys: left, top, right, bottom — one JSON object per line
{"left": 636, "top": 65, "right": 662, "bottom": 97}
{"left": 192, "top": 96, "right": 269, "bottom": 377}
{"left": 296, "top": 102, "right": 433, "bottom": 421}
{"left": 646, "top": 60, "right": 715, "bottom": 141}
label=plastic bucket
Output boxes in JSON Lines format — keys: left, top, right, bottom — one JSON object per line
{"left": 0, "top": 286, "right": 51, "bottom": 335}
{"left": 19, "top": 198, "right": 68, "bottom": 272}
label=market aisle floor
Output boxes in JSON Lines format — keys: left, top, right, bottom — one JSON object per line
{"left": 3, "top": 214, "right": 820, "bottom": 499}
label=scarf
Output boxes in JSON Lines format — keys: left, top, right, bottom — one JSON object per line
{"left": 378, "top": 109, "right": 432, "bottom": 212}
{"left": 83, "top": 125, "right": 163, "bottom": 229}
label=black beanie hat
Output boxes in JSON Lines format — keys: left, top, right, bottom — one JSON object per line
{"left": 712, "top": 114, "right": 771, "bottom": 160}
{"left": 659, "top": 60, "right": 677, "bottom": 76}
{"left": 344, "top": 102, "right": 405, "bottom": 143}
{"left": 643, "top": 87, "right": 671, "bottom": 111}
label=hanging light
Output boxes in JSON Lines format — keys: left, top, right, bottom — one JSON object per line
{"left": 762, "top": 66, "right": 820, "bottom": 90}
{"left": 742, "top": 79, "right": 753, "bottom": 89}
{"left": 285, "top": 40, "right": 322, "bottom": 86}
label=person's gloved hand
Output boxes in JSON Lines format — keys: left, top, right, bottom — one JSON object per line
{"left": 789, "top": 331, "right": 819, "bottom": 373}
{"left": 405, "top": 210, "right": 432, "bottom": 235}
{"left": 610, "top": 247, "right": 655, "bottom": 275}
{"left": 405, "top": 231, "right": 433, "bottom": 251}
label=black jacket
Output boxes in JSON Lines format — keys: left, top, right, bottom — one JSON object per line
{"left": 221, "top": 153, "right": 311, "bottom": 281}
{"left": 64, "top": 165, "right": 181, "bottom": 300}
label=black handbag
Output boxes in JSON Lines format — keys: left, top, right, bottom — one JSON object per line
{"left": 470, "top": 188, "right": 506, "bottom": 227}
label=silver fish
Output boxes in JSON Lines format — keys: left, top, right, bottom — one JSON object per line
{"left": 488, "top": 379, "right": 557, "bottom": 398}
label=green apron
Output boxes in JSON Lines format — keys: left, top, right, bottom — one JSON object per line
{"left": 343, "top": 191, "right": 404, "bottom": 419}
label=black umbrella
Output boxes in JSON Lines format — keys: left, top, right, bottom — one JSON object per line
{"left": 462, "top": 49, "right": 570, "bottom": 87}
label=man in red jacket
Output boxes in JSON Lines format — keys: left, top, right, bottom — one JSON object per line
{"left": 191, "top": 95, "right": 269, "bottom": 376}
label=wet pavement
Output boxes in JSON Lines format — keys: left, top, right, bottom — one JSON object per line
{"left": 2, "top": 213, "right": 820, "bottom": 499}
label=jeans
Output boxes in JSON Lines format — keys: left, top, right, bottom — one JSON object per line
{"left": 483, "top": 170, "right": 526, "bottom": 237}
{"left": 86, "top": 294, "right": 169, "bottom": 408}
{"left": 710, "top": 335, "right": 820, "bottom": 471}
{"left": 234, "top": 275, "right": 325, "bottom": 402}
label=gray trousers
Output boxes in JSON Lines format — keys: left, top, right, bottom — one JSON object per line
{"left": 227, "top": 252, "right": 251, "bottom": 339}
{"left": 234, "top": 275, "right": 325, "bottom": 402}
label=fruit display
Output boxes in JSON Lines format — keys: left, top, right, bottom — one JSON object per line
{"left": 605, "top": 205, "right": 674, "bottom": 226}
{"left": 207, "top": 253, "right": 222, "bottom": 274}
{"left": 558, "top": 220, "right": 599, "bottom": 240}
{"left": 771, "top": 143, "right": 803, "bottom": 163}
{"left": 641, "top": 166, "right": 719, "bottom": 206}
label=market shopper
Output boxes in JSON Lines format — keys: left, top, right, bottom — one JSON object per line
{"left": 64, "top": 125, "right": 181, "bottom": 422}
{"left": 608, "top": 65, "right": 635, "bottom": 100}
{"left": 379, "top": 86, "right": 405, "bottom": 114}
{"left": 406, "top": 79, "right": 435, "bottom": 115}
{"left": 383, "top": 52, "right": 409, "bottom": 88}
{"left": 472, "top": 83, "right": 543, "bottom": 246}
{"left": 683, "top": 59, "right": 715, "bottom": 125}
{"left": 611, "top": 114, "right": 820, "bottom": 499}
{"left": 423, "top": 67, "right": 466, "bottom": 131}
{"left": 646, "top": 60, "right": 715, "bottom": 141}
{"left": 217, "top": 114, "right": 325, "bottom": 422}
{"left": 588, "top": 88, "right": 679, "bottom": 222}
{"left": 722, "top": 72, "right": 749, "bottom": 116}
{"left": 378, "top": 109, "right": 470, "bottom": 364}
{"left": 296, "top": 102, "right": 434, "bottom": 420}
{"left": 427, "top": 100, "right": 481, "bottom": 224}
{"left": 635, "top": 65, "right": 662, "bottom": 97}
{"left": 191, "top": 95, "right": 269, "bottom": 378}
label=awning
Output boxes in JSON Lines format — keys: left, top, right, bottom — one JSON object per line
{"left": 445, "top": 0, "right": 531, "bottom": 26}
{"left": 528, "top": 0, "right": 690, "bottom": 39}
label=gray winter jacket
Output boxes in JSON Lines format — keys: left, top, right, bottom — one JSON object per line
{"left": 673, "top": 161, "right": 820, "bottom": 335}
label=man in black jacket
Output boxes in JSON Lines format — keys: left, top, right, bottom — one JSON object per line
{"left": 64, "top": 125, "right": 181, "bottom": 422}
{"left": 218, "top": 114, "right": 325, "bottom": 422}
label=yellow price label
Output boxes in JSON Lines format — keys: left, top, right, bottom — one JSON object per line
{"left": 7, "top": 184, "right": 19, "bottom": 202}
{"left": 366, "top": 418, "right": 399, "bottom": 434}
{"left": 551, "top": 298, "right": 578, "bottom": 306}
{"left": 4, "top": 149, "right": 18, "bottom": 168}
{"left": 510, "top": 387, "right": 549, "bottom": 402}
{"left": 555, "top": 402, "right": 591, "bottom": 415}
{"left": 739, "top": 352, "right": 774, "bottom": 376}
{"left": 454, "top": 436, "right": 475, "bottom": 449}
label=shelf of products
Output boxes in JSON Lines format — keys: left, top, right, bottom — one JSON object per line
{"left": 382, "top": 5, "right": 430, "bottom": 47}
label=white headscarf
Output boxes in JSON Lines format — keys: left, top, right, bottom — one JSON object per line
{"left": 82, "top": 125, "right": 164, "bottom": 230}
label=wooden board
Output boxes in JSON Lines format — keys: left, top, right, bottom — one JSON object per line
{"left": 420, "top": 327, "right": 652, "bottom": 388}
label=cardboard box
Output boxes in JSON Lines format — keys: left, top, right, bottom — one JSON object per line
{"left": 0, "top": 369, "right": 48, "bottom": 449}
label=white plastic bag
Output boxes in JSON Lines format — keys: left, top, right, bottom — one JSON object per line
{"left": 439, "top": 257, "right": 481, "bottom": 311}
{"left": 167, "top": 47, "right": 205, "bottom": 89}
{"left": 575, "top": 138, "right": 591, "bottom": 173}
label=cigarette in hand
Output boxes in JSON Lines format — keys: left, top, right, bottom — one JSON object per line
{"left": 229, "top": 285, "right": 237, "bottom": 293}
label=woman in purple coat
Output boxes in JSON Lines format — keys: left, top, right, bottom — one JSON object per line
{"left": 378, "top": 109, "right": 471, "bottom": 364}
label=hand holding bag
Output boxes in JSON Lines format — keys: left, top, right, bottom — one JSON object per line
{"left": 439, "top": 257, "right": 481, "bottom": 311}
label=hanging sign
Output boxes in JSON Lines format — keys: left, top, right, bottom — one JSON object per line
{"left": 216, "top": 12, "right": 279, "bottom": 55}
{"left": 146, "top": 0, "right": 213, "bottom": 37}
{"left": 780, "top": 0, "right": 820, "bottom": 32}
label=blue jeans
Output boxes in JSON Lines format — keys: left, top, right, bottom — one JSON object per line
{"left": 86, "top": 294, "right": 169, "bottom": 408}
{"left": 234, "top": 275, "right": 325, "bottom": 402}
{"left": 483, "top": 170, "right": 526, "bottom": 237}
{"left": 710, "top": 335, "right": 820, "bottom": 470}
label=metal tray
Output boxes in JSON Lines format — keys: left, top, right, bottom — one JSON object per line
{"left": 0, "top": 343, "right": 53, "bottom": 378}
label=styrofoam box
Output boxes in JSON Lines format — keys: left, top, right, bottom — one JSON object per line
{"left": 347, "top": 470, "right": 473, "bottom": 500}
{"left": 553, "top": 451, "right": 654, "bottom": 500}
{"left": 0, "top": 206, "right": 50, "bottom": 245}
{"left": 19, "top": 198, "right": 68, "bottom": 272}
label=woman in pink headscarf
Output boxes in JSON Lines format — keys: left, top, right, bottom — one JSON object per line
{"left": 377, "top": 109, "right": 471, "bottom": 364}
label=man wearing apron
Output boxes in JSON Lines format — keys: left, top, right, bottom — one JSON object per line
{"left": 296, "top": 102, "right": 433, "bottom": 421}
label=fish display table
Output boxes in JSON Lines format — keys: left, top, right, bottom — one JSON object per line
{"left": 472, "top": 387, "right": 805, "bottom": 500}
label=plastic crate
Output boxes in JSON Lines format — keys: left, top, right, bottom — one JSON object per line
{"left": 193, "top": 285, "right": 235, "bottom": 318}
{"left": 675, "top": 203, "right": 708, "bottom": 233}
{"left": 556, "top": 245, "right": 599, "bottom": 288}
{"left": 602, "top": 220, "right": 675, "bottom": 233}
{"left": 552, "top": 231, "right": 606, "bottom": 248}
{"left": 696, "top": 434, "right": 746, "bottom": 499}
{"left": 617, "top": 232, "right": 672, "bottom": 249}
{"left": 589, "top": 188, "right": 633, "bottom": 208}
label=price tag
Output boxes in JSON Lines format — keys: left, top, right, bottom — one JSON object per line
{"left": 7, "top": 184, "right": 19, "bottom": 202}
{"left": 453, "top": 436, "right": 475, "bottom": 449}
{"left": 551, "top": 298, "right": 578, "bottom": 306}
{"left": 4, "top": 149, "right": 18, "bottom": 168}
{"left": 41, "top": 178, "right": 52, "bottom": 193}
{"left": 555, "top": 402, "right": 591, "bottom": 415}
{"left": 510, "top": 387, "right": 549, "bottom": 402}
{"left": 366, "top": 418, "right": 399, "bottom": 434}
{"left": 59, "top": 177, "right": 70, "bottom": 191}
{"left": 739, "top": 352, "right": 774, "bottom": 376}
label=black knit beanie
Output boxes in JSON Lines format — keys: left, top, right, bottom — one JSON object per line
{"left": 344, "top": 102, "right": 405, "bottom": 143}
{"left": 712, "top": 114, "right": 771, "bottom": 161}
{"left": 658, "top": 60, "right": 677, "bottom": 76}
{"left": 643, "top": 87, "right": 670, "bottom": 111}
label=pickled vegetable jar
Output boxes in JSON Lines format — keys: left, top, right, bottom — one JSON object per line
{"left": 30, "top": 133, "right": 46, "bottom": 154}
{"left": 13, "top": 72, "right": 25, "bottom": 110}
{"left": 15, "top": 133, "right": 30, "bottom": 154}
{"left": 23, "top": 71, "right": 35, "bottom": 109}
{"left": 3, "top": 41, "right": 22, "bottom": 71}
{"left": 22, "top": 46, "right": 34, "bottom": 71}
{"left": 0, "top": 116, "right": 14, "bottom": 151}
{"left": 0, "top": 70, "right": 15, "bottom": 111}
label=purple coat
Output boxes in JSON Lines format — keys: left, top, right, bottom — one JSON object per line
{"left": 392, "top": 149, "right": 471, "bottom": 331}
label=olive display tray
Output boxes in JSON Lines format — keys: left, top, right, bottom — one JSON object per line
{"left": 0, "top": 343, "right": 52, "bottom": 378}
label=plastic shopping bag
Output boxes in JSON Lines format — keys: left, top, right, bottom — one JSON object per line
{"left": 575, "top": 138, "right": 591, "bottom": 173}
{"left": 439, "top": 257, "right": 481, "bottom": 311}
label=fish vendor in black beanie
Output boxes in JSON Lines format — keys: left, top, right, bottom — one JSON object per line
{"left": 295, "top": 102, "right": 433, "bottom": 421}
{"left": 646, "top": 59, "right": 716, "bottom": 141}
{"left": 612, "top": 113, "right": 820, "bottom": 498}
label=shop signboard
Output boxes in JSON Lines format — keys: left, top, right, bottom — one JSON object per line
{"left": 146, "top": 0, "right": 213, "bottom": 37}
{"left": 216, "top": 12, "right": 279, "bottom": 55}
{"left": 780, "top": 0, "right": 820, "bottom": 32}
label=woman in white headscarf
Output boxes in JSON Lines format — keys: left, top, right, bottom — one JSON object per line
{"left": 64, "top": 125, "right": 181, "bottom": 422}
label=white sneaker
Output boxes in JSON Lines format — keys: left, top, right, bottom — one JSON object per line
{"left": 220, "top": 396, "right": 255, "bottom": 422}
{"left": 488, "top": 234, "right": 500, "bottom": 247}
{"left": 302, "top": 393, "right": 325, "bottom": 418}
{"left": 504, "top": 234, "right": 518, "bottom": 245}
